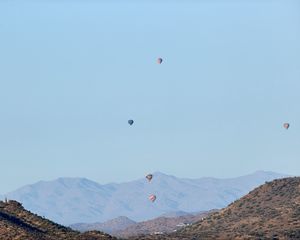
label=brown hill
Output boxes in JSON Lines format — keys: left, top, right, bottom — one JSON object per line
{"left": 0, "top": 200, "right": 116, "bottom": 240}
{"left": 70, "top": 211, "right": 216, "bottom": 238}
{"left": 71, "top": 216, "right": 137, "bottom": 234}
{"left": 114, "top": 210, "right": 216, "bottom": 238}
{"left": 129, "top": 177, "right": 300, "bottom": 240}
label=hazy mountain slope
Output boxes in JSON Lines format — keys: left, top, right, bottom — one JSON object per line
{"left": 131, "top": 177, "right": 300, "bottom": 240}
{"left": 159, "top": 211, "right": 191, "bottom": 218}
{"left": 1, "top": 178, "right": 115, "bottom": 225}
{"left": 0, "top": 200, "right": 115, "bottom": 240}
{"left": 0, "top": 171, "right": 287, "bottom": 225}
{"left": 71, "top": 216, "right": 136, "bottom": 234}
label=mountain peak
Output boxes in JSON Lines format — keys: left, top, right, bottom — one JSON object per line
{"left": 151, "top": 171, "right": 178, "bottom": 178}
{"left": 0, "top": 199, "right": 23, "bottom": 210}
{"left": 253, "top": 170, "right": 285, "bottom": 175}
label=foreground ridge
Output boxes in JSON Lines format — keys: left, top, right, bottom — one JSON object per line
{"left": 0, "top": 200, "right": 116, "bottom": 240}
{"left": 129, "top": 177, "right": 300, "bottom": 240}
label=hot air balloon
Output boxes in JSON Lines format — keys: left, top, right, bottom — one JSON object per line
{"left": 157, "top": 58, "right": 163, "bottom": 64}
{"left": 146, "top": 174, "right": 153, "bottom": 182}
{"left": 128, "top": 119, "right": 134, "bottom": 126}
{"left": 149, "top": 194, "right": 156, "bottom": 202}
{"left": 283, "top": 123, "right": 290, "bottom": 129}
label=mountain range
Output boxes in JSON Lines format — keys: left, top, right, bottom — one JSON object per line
{"left": 0, "top": 171, "right": 288, "bottom": 225}
{"left": 1, "top": 176, "right": 298, "bottom": 240}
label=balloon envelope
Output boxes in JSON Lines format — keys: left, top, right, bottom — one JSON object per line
{"left": 149, "top": 194, "right": 156, "bottom": 202}
{"left": 146, "top": 174, "right": 153, "bottom": 182}
{"left": 283, "top": 123, "right": 290, "bottom": 129}
{"left": 128, "top": 120, "right": 134, "bottom": 125}
{"left": 157, "top": 58, "right": 163, "bottom": 64}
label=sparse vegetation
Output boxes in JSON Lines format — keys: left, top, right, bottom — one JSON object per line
{"left": 127, "top": 177, "right": 300, "bottom": 240}
{"left": 0, "top": 200, "right": 116, "bottom": 240}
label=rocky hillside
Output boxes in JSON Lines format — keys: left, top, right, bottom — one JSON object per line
{"left": 114, "top": 210, "right": 216, "bottom": 238}
{"left": 71, "top": 211, "right": 216, "bottom": 238}
{"left": 129, "top": 177, "right": 300, "bottom": 240}
{"left": 0, "top": 200, "right": 116, "bottom": 240}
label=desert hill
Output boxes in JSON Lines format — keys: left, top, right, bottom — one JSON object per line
{"left": 0, "top": 200, "right": 116, "bottom": 240}
{"left": 114, "top": 210, "right": 216, "bottom": 238}
{"left": 129, "top": 177, "right": 300, "bottom": 240}
{"left": 71, "top": 210, "right": 216, "bottom": 238}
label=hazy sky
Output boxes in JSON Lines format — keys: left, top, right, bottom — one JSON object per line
{"left": 0, "top": 0, "right": 299, "bottom": 193}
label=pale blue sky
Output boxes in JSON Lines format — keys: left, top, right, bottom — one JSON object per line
{"left": 0, "top": 0, "right": 299, "bottom": 193}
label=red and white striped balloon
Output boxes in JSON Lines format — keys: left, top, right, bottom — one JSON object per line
{"left": 149, "top": 194, "right": 157, "bottom": 202}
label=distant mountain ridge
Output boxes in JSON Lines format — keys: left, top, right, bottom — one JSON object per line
{"left": 0, "top": 171, "right": 288, "bottom": 225}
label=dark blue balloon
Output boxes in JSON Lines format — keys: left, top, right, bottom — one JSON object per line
{"left": 128, "top": 119, "right": 134, "bottom": 125}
